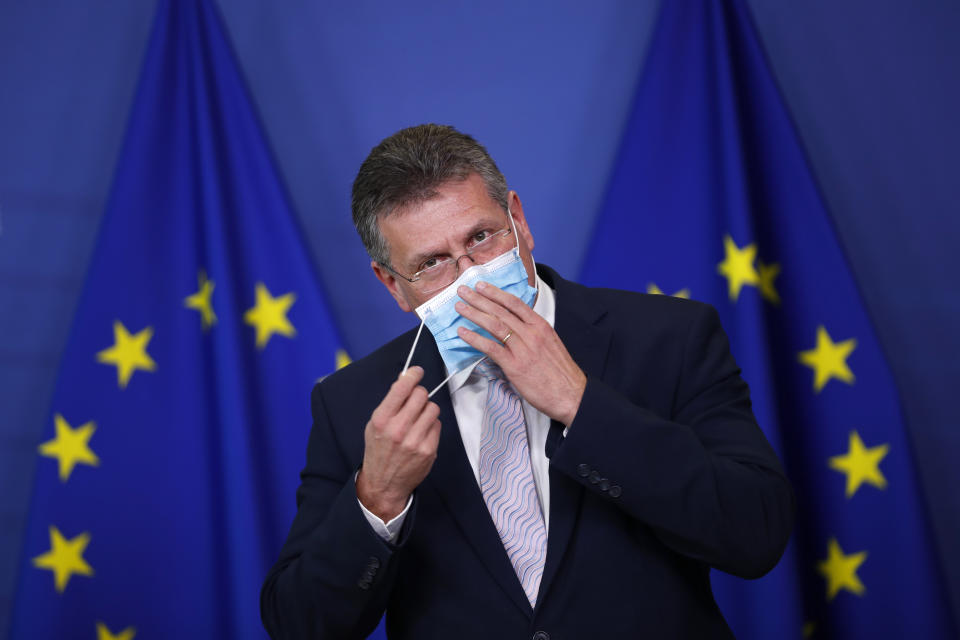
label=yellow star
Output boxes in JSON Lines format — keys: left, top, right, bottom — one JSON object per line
{"left": 97, "top": 622, "right": 136, "bottom": 640}
{"left": 757, "top": 260, "right": 781, "bottom": 305}
{"left": 716, "top": 235, "right": 759, "bottom": 301}
{"left": 336, "top": 349, "right": 352, "bottom": 370}
{"left": 817, "top": 537, "right": 867, "bottom": 600}
{"left": 647, "top": 283, "right": 691, "bottom": 299}
{"left": 37, "top": 413, "right": 99, "bottom": 482}
{"left": 184, "top": 269, "right": 217, "bottom": 330}
{"left": 96, "top": 321, "right": 156, "bottom": 389}
{"left": 244, "top": 283, "right": 296, "bottom": 349}
{"left": 798, "top": 325, "right": 857, "bottom": 393}
{"left": 829, "top": 430, "right": 889, "bottom": 498}
{"left": 32, "top": 526, "right": 94, "bottom": 593}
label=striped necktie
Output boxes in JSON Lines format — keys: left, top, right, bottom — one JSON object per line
{"left": 475, "top": 360, "right": 547, "bottom": 607}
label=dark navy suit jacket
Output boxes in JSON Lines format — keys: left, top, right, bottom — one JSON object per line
{"left": 261, "top": 265, "right": 794, "bottom": 639}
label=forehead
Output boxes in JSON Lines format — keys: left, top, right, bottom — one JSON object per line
{"left": 379, "top": 174, "right": 504, "bottom": 261}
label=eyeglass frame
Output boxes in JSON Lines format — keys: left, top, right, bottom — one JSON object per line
{"left": 381, "top": 225, "right": 518, "bottom": 291}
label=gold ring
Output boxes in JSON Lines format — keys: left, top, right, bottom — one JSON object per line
{"left": 501, "top": 331, "right": 513, "bottom": 344}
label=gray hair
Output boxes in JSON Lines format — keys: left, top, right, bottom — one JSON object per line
{"left": 351, "top": 124, "right": 509, "bottom": 267}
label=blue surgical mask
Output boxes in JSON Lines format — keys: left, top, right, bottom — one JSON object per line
{"left": 403, "top": 211, "right": 537, "bottom": 395}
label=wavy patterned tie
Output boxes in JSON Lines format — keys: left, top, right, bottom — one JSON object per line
{"left": 475, "top": 360, "right": 547, "bottom": 607}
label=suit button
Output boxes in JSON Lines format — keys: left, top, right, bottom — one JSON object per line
{"left": 577, "top": 463, "right": 590, "bottom": 477}
{"left": 609, "top": 485, "right": 622, "bottom": 498}
{"left": 599, "top": 479, "right": 610, "bottom": 491}
{"left": 589, "top": 470, "right": 601, "bottom": 484}
{"left": 532, "top": 632, "right": 550, "bottom": 640}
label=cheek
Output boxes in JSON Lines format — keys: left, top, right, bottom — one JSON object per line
{"left": 383, "top": 279, "right": 414, "bottom": 312}
{"left": 397, "top": 285, "right": 430, "bottom": 312}
{"left": 517, "top": 224, "right": 534, "bottom": 253}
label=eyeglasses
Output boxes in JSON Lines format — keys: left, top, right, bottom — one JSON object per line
{"left": 386, "top": 227, "right": 516, "bottom": 294}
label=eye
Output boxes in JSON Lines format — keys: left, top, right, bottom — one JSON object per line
{"left": 419, "top": 255, "right": 454, "bottom": 273}
{"left": 470, "top": 230, "right": 490, "bottom": 246}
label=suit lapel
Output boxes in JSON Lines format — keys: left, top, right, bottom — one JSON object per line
{"left": 534, "top": 267, "right": 612, "bottom": 608}
{"left": 412, "top": 333, "right": 535, "bottom": 618}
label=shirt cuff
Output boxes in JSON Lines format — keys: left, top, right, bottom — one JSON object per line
{"left": 356, "top": 474, "right": 413, "bottom": 543}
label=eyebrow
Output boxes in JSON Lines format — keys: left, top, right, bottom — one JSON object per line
{"left": 407, "top": 219, "right": 503, "bottom": 271}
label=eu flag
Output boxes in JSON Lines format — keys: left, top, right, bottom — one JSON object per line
{"left": 580, "top": 0, "right": 955, "bottom": 638}
{"left": 9, "top": 1, "right": 348, "bottom": 637}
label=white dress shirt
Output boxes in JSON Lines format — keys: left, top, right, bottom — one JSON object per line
{"left": 360, "top": 274, "right": 557, "bottom": 543}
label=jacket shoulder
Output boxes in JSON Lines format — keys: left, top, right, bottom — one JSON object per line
{"left": 578, "top": 281, "right": 719, "bottom": 331}
{"left": 540, "top": 263, "right": 717, "bottom": 330}
{"left": 311, "top": 325, "right": 419, "bottom": 403}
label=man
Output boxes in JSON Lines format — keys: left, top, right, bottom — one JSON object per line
{"left": 261, "top": 124, "right": 794, "bottom": 639}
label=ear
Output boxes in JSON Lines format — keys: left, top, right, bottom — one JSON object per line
{"left": 372, "top": 261, "right": 414, "bottom": 313}
{"left": 507, "top": 190, "right": 534, "bottom": 253}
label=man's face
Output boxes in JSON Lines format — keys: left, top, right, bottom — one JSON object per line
{"left": 372, "top": 172, "right": 536, "bottom": 313}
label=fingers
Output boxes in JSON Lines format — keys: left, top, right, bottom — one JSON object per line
{"left": 456, "top": 282, "right": 546, "bottom": 350}
{"left": 458, "top": 325, "right": 509, "bottom": 362}
{"left": 407, "top": 399, "right": 441, "bottom": 446}
{"left": 396, "top": 380, "right": 431, "bottom": 426}
{"left": 474, "top": 281, "right": 539, "bottom": 323}
{"left": 455, "top": 299, "right": 513, "bottom": 345}
{"left": 373, "top": 366, "right": 424, "bottom": 421}
{"left": 456, "top": 284, "right": 524, "bottom": 327}
{"left": 373, "top": 363, "right": 438, "bottom": 447}
{"left": 454, "top": 283, "right": 531, "bottom": 362}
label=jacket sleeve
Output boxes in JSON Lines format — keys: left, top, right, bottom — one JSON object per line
{"left": 550, "top": 303, "right": 794, "bottom": 579}
{"left": 260, "top": 383, "right": 413, "bottom": 639}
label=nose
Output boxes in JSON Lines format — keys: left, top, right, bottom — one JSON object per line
{"left": 451, "top": 253, "right": 476, "bottom": 279}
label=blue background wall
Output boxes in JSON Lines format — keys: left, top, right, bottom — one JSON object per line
{"left": 1, "top": 0, "right": 957, "bottom": 634}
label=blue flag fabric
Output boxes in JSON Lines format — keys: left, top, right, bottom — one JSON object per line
{"left": 580, "top": 0, "right": 954, "bottom": 638}
{"left": 9, "top": 1, "right": 353, "bottom": 637}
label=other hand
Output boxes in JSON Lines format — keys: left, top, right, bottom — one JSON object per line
{"left": 356, "top": 366, "right": 441, "bottom": 521}
{"left": 455, "top": 281, "right": 586, "bottom": 426}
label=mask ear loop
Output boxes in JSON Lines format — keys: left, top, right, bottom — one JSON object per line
{"left": 402, "top": 314, "right": 427, "bottom": 374}
{"left": 404, "top": 296, "right": 488, "bottom": 397}
{"left": 404, "top": 311, "right": 488, "bottom": 396}
{"left": 508, "top": 206, "right": 539, "bottom": 298}
{"left": 427, "top": 355, "right": 487, "bottom": 398}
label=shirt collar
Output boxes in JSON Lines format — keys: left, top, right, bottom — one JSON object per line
{"left": 446, "top": 273, "right": 557, "bottom": 394}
